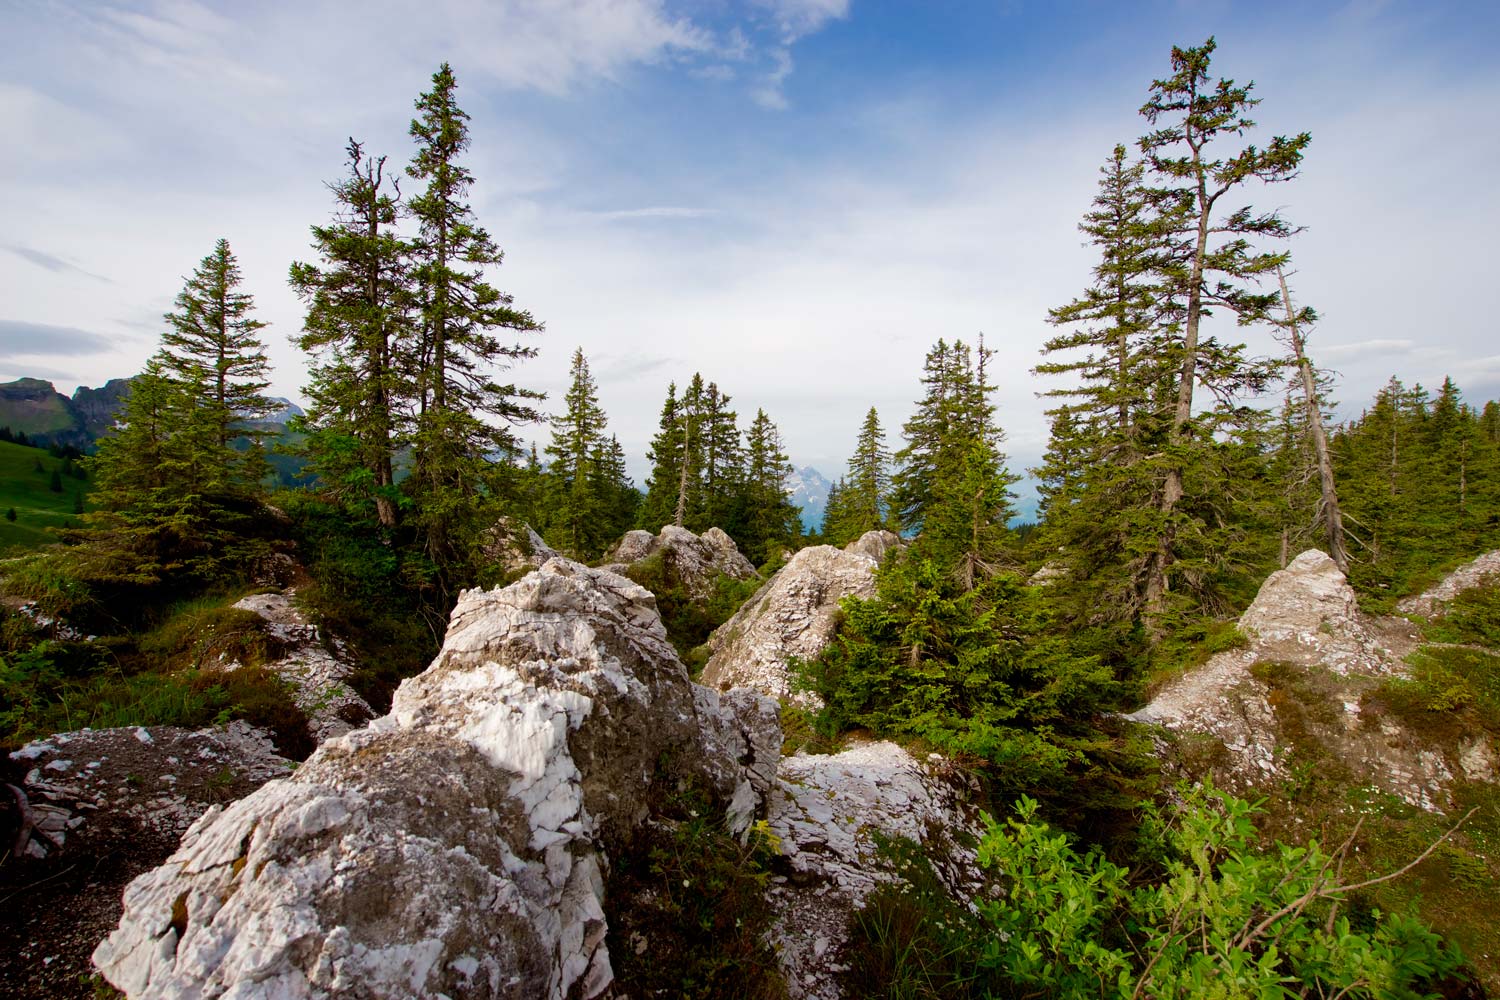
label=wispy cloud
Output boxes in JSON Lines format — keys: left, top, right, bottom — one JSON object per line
{"left": 0, "top": 319, "right": 115, "bottom": 356}
{"left": 587, "top": 206, "right": 719, "bottom": 222}
{"left": 751, "top": 48, "right": 795, "bottom": 110}
{"left": 1319, "top": 338, "right": 1416, "bottom": 361}
{"left": 754, "top": 0, "right": 851, "bottom": 42}
{"left": 6, "top": 246, "right": 111, "bottom": 283}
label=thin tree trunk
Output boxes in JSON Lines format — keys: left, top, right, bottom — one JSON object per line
{"left": 675, "top": 419, "right": 694, "bottom": 528}
{"left": 1277, "top": 268, "right": 1348, "bottom": 572}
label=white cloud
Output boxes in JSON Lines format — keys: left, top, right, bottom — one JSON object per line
{"left": 751, "top": 48, "right": 795, "bottom": 110}
{"left": 754, "top": 0, "right": 851, "bottom": 42}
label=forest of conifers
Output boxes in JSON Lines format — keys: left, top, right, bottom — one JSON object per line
{"left": 3, "top": 37, "right": 1500, "bottom": 1000}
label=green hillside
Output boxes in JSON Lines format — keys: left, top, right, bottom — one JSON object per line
{"left": 0, "top": 439, "right": 90, "bottom": 554}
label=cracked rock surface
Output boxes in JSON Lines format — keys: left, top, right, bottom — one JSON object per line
{"left": 1396, "top": 548, "right": 1500, "bottom": 618}
{"left": 1, "top": 723, "right": 292, "bottom": 999}
{"left": 601, "top": 525, "right": 759, "bottom": 599}
{"left": 93, "top": 558, "right": 779, "bottom": 1000}
{"left": 230, "top": 591, "right": 375, "bottom": 744}
{"left": 1128, "top": 549, "right": 1490, "bottom": 811}
{"left": 766, "top": 740, "right": 988, "bottom": 1000}
{"left": 701, "top": 531, "right": 901, "bottom": 704}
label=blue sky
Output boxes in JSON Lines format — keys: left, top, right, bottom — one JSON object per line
{"left": 3, "top": 0, "right": 1498, "bottom": 506}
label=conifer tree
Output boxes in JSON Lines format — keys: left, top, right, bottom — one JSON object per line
{"left": 893, "top": 338, "right": 1016, "bottom": 584}
{"left": 1136, "top": 37, "right": 1310, "bottom": 616}
{"left": 737, "top": 408, "right": 801, "bottom": 562}
{"left": 160, "top": 238, "right": 274, "bottom": 491}
{"left": 589, "top": 435, "right": 638, "bottom": 547}
{"left": 545, "top": 348, "right": 609, "bottom": 558}
{"left": 672, "top": 374, "right": 706, "bottom": 528}
{"left": 404, "top": 63, "right": 543, "bottom": 575}
{"left": 640, "top": 383, "right": 684, "bottom": 531}
{"left": 696, "top": 382, "right": 742, "bottom": 531}
{"left": 291, "top": 139, "right": 412, "bottom": 528}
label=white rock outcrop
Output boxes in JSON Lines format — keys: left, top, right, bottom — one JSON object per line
{"left": 701, "top": 531, "right": 901, "bottom": 703}
{"left": 1396, "top": 548, "right": 1500, "bottom": 618}
{"left": 1129, "top": 549, "right": 1479, "bottom": 811}
{"left": 230, "top": 592, "right": 374, "bottom": 744}
{"left": 601, "top": 525, "right": 758, "bottom": 599}
{"left": 94, "top": 558, "right": 780, "bottom": 1000}
{"left": 767, "top": 741, "right": 988, "bottom": 1000}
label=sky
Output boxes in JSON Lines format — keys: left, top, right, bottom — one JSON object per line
{"left": 3, "top": 0, "right": 1498, "bottom": 507}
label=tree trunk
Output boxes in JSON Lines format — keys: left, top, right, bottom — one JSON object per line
{"left": 1278, "top": 268, "right": 1348, "bottom": 572}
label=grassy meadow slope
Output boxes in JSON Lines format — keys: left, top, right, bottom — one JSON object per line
{"left": 0, "top": 439, "right": 90, "bottom": 553}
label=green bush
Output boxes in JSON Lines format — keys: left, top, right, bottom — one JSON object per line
{"left": 623, "top": 551, "right": 761, "bottom": 661}
{"left": 975, "top": 785, "right": 1463, "bottom": 999}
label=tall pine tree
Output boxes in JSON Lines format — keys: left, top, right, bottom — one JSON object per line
{"left": 290, "top": 139, "right": 412, "bottom": 528}
{"left": 404, "top": 63, "right": 543, "bottom": 578}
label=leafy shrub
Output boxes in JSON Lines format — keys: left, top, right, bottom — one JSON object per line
{"left": 975, "top": 785, "right": 1464, "bottom": 999}
{"left": 1425, "top": 581, "right": 1500, "bottom": 649}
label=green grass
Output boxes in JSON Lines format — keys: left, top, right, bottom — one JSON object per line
{"left": 0, "top": 439, "right": 91, "bottom": 553}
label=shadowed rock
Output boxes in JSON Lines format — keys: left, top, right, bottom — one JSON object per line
{"left": 93, "top": 558, "right": 779, "bottom": 1000}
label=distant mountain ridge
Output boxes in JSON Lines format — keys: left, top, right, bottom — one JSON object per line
{"left": 0, "top": 376, "right": 304, "bottom": 450}
{"left": 786, "top": 465, "right": 832, "bottom": 533}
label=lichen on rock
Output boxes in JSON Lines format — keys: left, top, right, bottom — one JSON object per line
{"left": 93, "top": 558, "right": 780, "bottom": 1000}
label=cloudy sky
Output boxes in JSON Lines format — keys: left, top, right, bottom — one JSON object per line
{"left": 3, "top": 1, "right": 1497, "bottom": 503}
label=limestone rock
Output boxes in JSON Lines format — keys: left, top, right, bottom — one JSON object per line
{"left": 230, "top": 591, "right": 375, "bottom": 744}
{"left": 601, "top": 524, "right": 758, "bottom": 600}
{"left": 766, "top": 741, "right": 988, "bottom": 1000}
{"left": 94, "top": 558, "right": 779, "bottom": 1000}
{"left": 1128, "top": 549, "right": 1478, "bottom": 812}
{"left": 482, "top": 517, "right": 561, "bottom": 576}
{"left": 701, "top": 531, "right": 898, "bottom": 703}
{"left": 1396, "top": 549, "right": 1500, "bottom": 618}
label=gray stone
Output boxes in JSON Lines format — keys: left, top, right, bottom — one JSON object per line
{"left": 1396, "top": 549, "right": 1500, "bottom": 618}
{"left": 701, "top": 531, "right": 900, "bottom": 704}
{"left": 94, "top": 558, "right": 779, "bottom": 1000}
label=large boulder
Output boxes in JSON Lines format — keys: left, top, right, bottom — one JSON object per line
{"left": 1128, "top": 550, "right": 1490, "bottom": 811}
{"left": 1396, "top": 549, "right": 1500, "bottom": 618}
{"left": 230, "top": 591, "right": 375, "bottom": 744}
{"left": 701, "top": 530, "right": 900, "bottom": 703}
{"left": 93, "top": 558, "right": 780, "bottom": 1000}
{"left": 601, "top": 525, "right": 758, "bottom": 599}
{"left": 766, "top": 741, "right": 989, "bottom": 1000}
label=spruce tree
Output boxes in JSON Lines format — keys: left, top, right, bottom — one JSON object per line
{"left": 640, "top": 382, "right": 684, "bottom": 531}
{"left": 545, "top": 348, "right": 609, "bottom": 558}
{"left": 1136, "top": 37, "right": 1310, "bottom": 617}
{"left": 291, "top": 139, "right": 412, "bottom": 528}
{"left": 404, "top": 63, "right": 543, "bottom": 575}
{"left": 893, "top": 338, "right": 1016, "bottom": 584}
{"left": 160, "top": 238, "right": 274, "bottom": 491}
{"left": 737, "top": 408, "right": 801, "bottom": 563}
{"left": 696, "top": 382, "right": 741, "bottom": 531}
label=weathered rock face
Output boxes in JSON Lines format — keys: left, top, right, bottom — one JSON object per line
{"left": 1396, "top": 549, "right": 1500, "bottom": 618}
{"left": 601, "top": 525, "right": 758, "bottom": 599}
{"left": 700, "top": 531, "right": 899, "bottom": 703}
{"left": 1129, "top": 549, "right": 1483, "bottom": 811}
{"left": 481, "top": 517, "right": 561, "bottom": 577}
{"left": 766, "top": 741, "right": 988, "bottom": 1000}
{"left": 230, "top": 592, "right": 374, "bottom": 744}
{"left": 94, "top": 558, "right": 780, "bottom": 1000}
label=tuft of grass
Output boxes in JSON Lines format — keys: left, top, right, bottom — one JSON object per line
{"left": 605, "top": 764, "right": 786, "bottom": 999}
